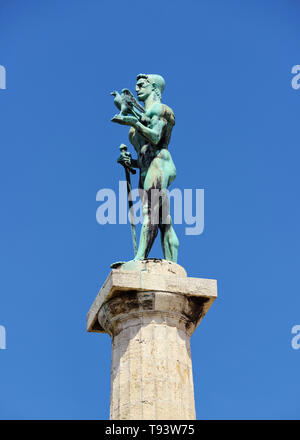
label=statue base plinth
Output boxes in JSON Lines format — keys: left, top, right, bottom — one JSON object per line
{"left": 87, "top": 259, "right": 217, "bottom": 420}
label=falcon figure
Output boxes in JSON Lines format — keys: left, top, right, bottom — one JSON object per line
{"left": 111, "top": 88, "right": 145, "bottom": 120}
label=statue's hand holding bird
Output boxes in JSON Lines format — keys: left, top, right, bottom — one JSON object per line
{"left": 113, "top": 115, "right": 138, "bottom": 127}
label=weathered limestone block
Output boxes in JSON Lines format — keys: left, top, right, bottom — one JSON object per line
{"left": 87, "top": 259, "right": 217, "bottom": 420}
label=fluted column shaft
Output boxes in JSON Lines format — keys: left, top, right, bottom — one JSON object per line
{"left": 98, "top": 290, "right": 199, "bottom": 420}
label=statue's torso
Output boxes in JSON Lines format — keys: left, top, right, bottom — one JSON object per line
{"left": 129, "top": 104, "right": 175, "bottom": 176}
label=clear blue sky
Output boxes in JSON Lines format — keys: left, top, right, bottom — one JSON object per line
{"left": 0, "top": 0, "right": 299, "bottom": 420}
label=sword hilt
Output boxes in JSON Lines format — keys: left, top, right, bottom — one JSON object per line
{"left": 118, "top": 144, "right": 136, "bottom": 174}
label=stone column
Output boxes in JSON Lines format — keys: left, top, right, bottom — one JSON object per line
{"left": 87, "top": 259, "right": 217, "bottom": 420}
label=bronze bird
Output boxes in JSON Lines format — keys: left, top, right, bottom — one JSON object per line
{"left": 111, "top": 88, "right": 145, "bottom": 120}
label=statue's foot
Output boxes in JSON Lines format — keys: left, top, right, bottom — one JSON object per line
{"left": 110, "top": 258, "right": 144, "bottom": 268}
{"left": 110, "top": 258, "right": 146, "bottom": 270}
{"left": 110, "top": 261, "right": 126, "bottom": 269}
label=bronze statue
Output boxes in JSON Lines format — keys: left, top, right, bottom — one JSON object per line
{"left": 111, "top": 74, "right": 179, "bottom": 263}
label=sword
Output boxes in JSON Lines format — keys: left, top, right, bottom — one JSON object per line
{"left": 118, "top": 144, "right": 138, "bottom": 256}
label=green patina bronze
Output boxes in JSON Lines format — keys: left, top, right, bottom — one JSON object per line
{"left": 111, "top": 74, "right": 179, "bottom": 263}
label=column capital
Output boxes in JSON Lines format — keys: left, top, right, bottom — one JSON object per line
{"left": 87, "top": 259, "right": 217, "bottom": 337}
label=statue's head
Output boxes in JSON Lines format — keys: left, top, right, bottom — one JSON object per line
{"left": 136, "top": 74, "right": 165, "bottom": 102}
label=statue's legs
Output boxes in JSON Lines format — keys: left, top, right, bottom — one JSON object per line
{"left": 134, "top": 156, "right": 179, "bottom": 262}
{"left": 134, "top": 186, "right": 159, "bottom": 260}
{"left": 159, "top": 201, "right": 179, "bottom": 263}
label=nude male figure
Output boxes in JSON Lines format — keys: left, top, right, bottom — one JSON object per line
{"left": 113, "top": 74, "right": 179, "bottom": 263}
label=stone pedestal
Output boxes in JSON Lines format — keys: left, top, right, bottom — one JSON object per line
{"left": 87, "top": 259, "right": 217, "bottom": 420}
